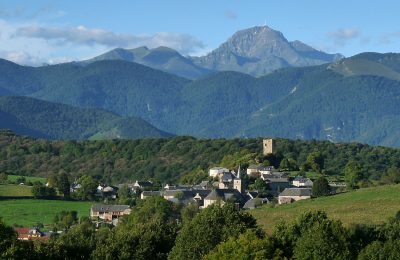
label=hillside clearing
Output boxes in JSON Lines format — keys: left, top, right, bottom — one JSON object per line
{"left": 0, "top": 199, "right": 92, "bottom": 228}
{"left": 251, "top": 184, "right": 400, "bottom": 234}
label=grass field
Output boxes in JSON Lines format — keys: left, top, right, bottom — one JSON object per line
{"left": 0, "top": 199, "right": 92, "bottom": 228}
{"left": 7, "top": 175, "right": 46, "bottom": 184}
{"left": 251, "top": 184, "right": 400, "bottom": 234}
{"left": 0, "top": 185, "right": 33, "bottom": 197}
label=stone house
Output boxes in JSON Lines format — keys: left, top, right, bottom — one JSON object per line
{"left": 278, "top": 188, "right": 312, "bottom": 204}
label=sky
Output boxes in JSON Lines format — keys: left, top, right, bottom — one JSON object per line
{"left": 0, "top": 0, "right": 399, "bottom": 65}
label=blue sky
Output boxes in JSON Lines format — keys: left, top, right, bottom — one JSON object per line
{"left": 0, "top": 0, "right": 399, "bottom": 65}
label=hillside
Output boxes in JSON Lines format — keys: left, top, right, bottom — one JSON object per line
{"left": 0, "top": 131, "right": 398, "bottom": 184}
{"left": 251, "top": 184, "right": 400, "bottom": 234}
{"left": 0, "top": 96, "right": 171, "bottom": 140}
{"left": 0, "top": 53, "right": 399, "bottom": 146}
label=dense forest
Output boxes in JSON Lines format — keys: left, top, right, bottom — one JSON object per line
{"left": 1, "top": 198, "right": 400, "bottom": 259}
{"left": 0, "top": 96, "right": 171, "bottom": 140}
{"left": 0, "top": 130, "right": 399, "bottom": 185}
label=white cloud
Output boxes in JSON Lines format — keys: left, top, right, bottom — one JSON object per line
{"left": 0, "top": 19, "right": 205, "bottom": 66}
{"left": 15, "top": 25, "right": 205, "bottom": 55}
{"left": 328, "top": 28, "right": 360, "bottom": 47}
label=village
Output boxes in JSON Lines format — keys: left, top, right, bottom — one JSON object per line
{"left": 13, "top": 139, "right": 347, "bottom": 241}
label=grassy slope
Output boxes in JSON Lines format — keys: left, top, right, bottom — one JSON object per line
{"left": 7, "top": 175, "right": 46, "bottom": 184}
{"left": 0, "top": 185, "right": 33, "bottom": 197}
{"left": 0, "top": 199, "right": 92, "bottom": 227}
{"left": 251, "top": 184, "right": 400, "bottom": 234}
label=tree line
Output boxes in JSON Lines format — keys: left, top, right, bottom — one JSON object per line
{"left": 1, "top": 197, "right": 399, "bottom": 259}
{"left": 0, "top": 130, "right": 399, "bottom": 186}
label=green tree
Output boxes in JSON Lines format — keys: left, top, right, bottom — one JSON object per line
{"left": 31, "top": 185, "right": 56, "bottom": 198}
{"left": 358, "top": 240, "right": 400, "bottom": 260}
{"left": 381, "top": 166, "right": 400, "bottom": 184}
{"left": 0, "top": 172, "right": 8, "bottom": 184}
{"left": 273, "top": 211, "right": 349, "bottom": 258}
{"left": 0, "top": 219, "right": 17, "bottom": 255}
{"left": 129, "top": 196, "right": 175, "bottom": 225}
{"left": 344, "top": 160, "right": 363, "bottom": 189}
{"left": 312, "top": 176, "right": 330, "bottom": 197}
{"left": 252, "top": 178, "right": 268, "bottom": 191}
{"left": 292, "top": 218, "right": 351, "bottom": 259}
{"left": 169, "top": 203, "right": 258, "bottom": 260}
{"left": 280, "top": 157, "right": 298, "bottom": 171}
{"left": 306, "top": 151, "right": 325, "bottom": 173}
{"left": 58, "top": 171, "right": 71, "bottom": 199}
{"left": 203, "top": 230, "right": 277, "bottom": 260}
{"left": 118, "top": 184, "right": 130, "bottom": 200}
{"left": 75, "top": 175, "right": 97, "bottom": 200}
{"left": 46, "top": 174, "right": 58, "bottom": 188}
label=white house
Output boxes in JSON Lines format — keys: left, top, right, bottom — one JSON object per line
{"left": 209, "top": 167, "right": 229, "bottom": 178}
{"left": 292, "top": 177, "right": 313, "bottom": 187}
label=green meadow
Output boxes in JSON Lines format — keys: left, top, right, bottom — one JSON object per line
{"left": 0, "top": 185, "right": 33, "bottom": 197}
{"left": 251, "top": 184, "right": 400, "bottom": 234}
{"left": 0, "top": 199, "right": 92, "bottom": 228}
{"left": 7, "top": 175, "right": 46, "bottom": 184}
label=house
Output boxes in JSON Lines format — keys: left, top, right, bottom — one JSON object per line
{"left": 133, "top": 180, "right": 153, "bottom": 189}
{"left": 247, "top": 165, "right": 276, "bottom": 176}
{"left": 258, "top": 166, "right": 276, "bottom": 175}
{"left": 162, "top": 189, "right": 211, "bottom": 206}
{"left": 278, "top": 188, "right": 312, "bottom": 204}
{"left": 246, "top": 164, "right": 263, "bottom": 176}
{"left": 209, "top": 167, "right": 229, "bottom": 178}
{"left": 95, "top": 185, "right": 104, "bottom": 196}
{"left": 140, "top": 190, "right": 161, "bottom": 199}
{"left": 192, "top": 181, "right": 213, "bottom": 190}
{"left": 102, "top": 186, "right": 118, "bottom": 199}
{"left": 260, "top": 171, "right": 289, "bottom": 180}
{"left": 218, "top": 172, "right": 235, "bottom": 189}
{"left": 15, "top": 227, "right": 48, "bottom": 241}
{"left": 70, "top": 182, "right": 81, "bottom": 193}
{"left": 292, "top": 176, "right": 313, "bottom": 187}
{"left": 265, "top": 177, "right": 291, "bottom": 192}
{"left": 90, "top": 204, "right": 131, "bottom": 223}
{"left": 203, "top": 189, "right": 245, "bottom": 208}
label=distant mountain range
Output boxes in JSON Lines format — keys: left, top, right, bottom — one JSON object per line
{"left": 0, "top": 26, "right": 399, "bottom": 147}
{"left": 84, "top": 46, "right": 211, "bottom": 79}
{"left": 84, "top": 26, "right": 343, "bottom": 78}
{"left": 0, "top": 96, "right": 171, "bottom": 140}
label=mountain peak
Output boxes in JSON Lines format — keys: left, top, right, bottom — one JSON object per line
{"left": 194, "top": 25, "right": 343, "bottom": 76}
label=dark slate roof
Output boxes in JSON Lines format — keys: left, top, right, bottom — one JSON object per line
{"left": 247, "top": 191, "right": 259, "bottom": 199}
{"left": 221, "top": 173, "right": 234, "bottom": 182}
{"left": 293, "top": 176, "right": 311, "bottom": 182}
{"left": 243, "top": 198, "right": 263, "bottom": 209}
{"left": 265, "top": 178, "right": 290, "bottom": 183}
{"left": 279, "top": 188, "right": 312, "bottom": 197}
{"left": 141, "top": 191, "right": 161, "bottom": 196}
{"left": 136, "top": 181, "right": 153, "bottom": 187}
{"left": 205, "top": 189, "right": 243, "bottom": 201}
{"left": 247, "top": 164, "right": 262, "bottom": 170}
{"left": 91, "top": 204, "right": 130, "bottom": 213}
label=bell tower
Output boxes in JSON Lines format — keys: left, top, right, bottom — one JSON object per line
{"left": 263, "top": 139, "right": 275, "bottom": 155}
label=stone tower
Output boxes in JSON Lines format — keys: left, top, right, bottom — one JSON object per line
{"left": 263, "top": 139, "right": 275, "bottom": 155}
{"left": 233, "top": 165, "right": 243, "bottom": 193}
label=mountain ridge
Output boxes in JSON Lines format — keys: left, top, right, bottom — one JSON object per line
{"left": 83, "top": 25, "right": 343, "bottom": 78}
